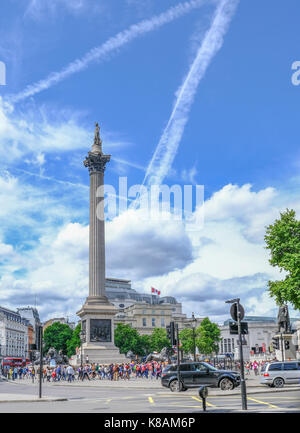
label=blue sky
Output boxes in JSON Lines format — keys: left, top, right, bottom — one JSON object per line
{"left": 0, "top": 0, "right": 299, "bottom": 323}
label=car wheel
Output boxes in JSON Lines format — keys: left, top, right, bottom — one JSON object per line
{"left": 219, "top": 377, "right": 234, "bottom": 391}
{"left": 273, "top": 378, "right": 284, "bottom": 388}
{"left": 169, "top": 379, "right": 179, "bottom": 392}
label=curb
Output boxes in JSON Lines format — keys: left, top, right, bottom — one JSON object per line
{"left": 0, "top": 398, "right": 68, "bottom": 404}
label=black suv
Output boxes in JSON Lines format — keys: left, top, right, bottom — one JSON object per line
{"left": 161, "top": 361, "right": 240, "bottom": 392}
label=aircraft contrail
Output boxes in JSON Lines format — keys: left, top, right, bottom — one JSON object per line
{"left": 8, "top": 0, "right": 210, "bottom": 103}
{"left": 133, "top": 0, "right": 239, "bottom": 207}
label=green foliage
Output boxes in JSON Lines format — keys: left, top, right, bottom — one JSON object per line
{"left": 43, "top": 322, "right": 73, "bottom": 355}
{"left": 114, "top": 324, "right": 172, "bottom": 356}
{"left": 179, "top": 328, "right": 194, "bottom": 354}
{"left": 150, "top": 328, "right": 171, "bottom": 352}
{"left": 139, "top": 334, "right": 152, "bottom": 355}
{"left": 114, "top": 324, "right": 146, "bottom": 356}
{"left": 66, "top": 323, "right": 81, "bottom": 358}
{"left": 264, "top": 209, "right": 300, "bottom": 310}
{"left": 195, "top": 317, "right": 221, "bottom": 355}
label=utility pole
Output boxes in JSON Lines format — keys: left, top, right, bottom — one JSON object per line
{"left": 236, "top": 299, "right": 247, "bottom": 410}
{"left": 280, "top": 333, "right": 285, "bottom": 362}
{"left": 226, "top": 298, "right": 247, "bottom": 411}
{"left": 176, "top": 324, "right": 181, "bottom": 392}
{"left": 38, "top": 325, "right": 43, "bottom": 399}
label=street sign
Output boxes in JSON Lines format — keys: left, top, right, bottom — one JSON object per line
{"left": 230, "top": 303, "right": 245, "bottom": 321}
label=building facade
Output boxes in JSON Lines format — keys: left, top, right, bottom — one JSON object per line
{"left": 43, "top": 317, "right": 76, "bottom": 332}
{"left": 219, "top": 316, "right": 300, "bottom": 360}
{"left": 17, "top": 307, "right": 41, "bottom": 349}
{"left": 105, "top": 278, "right": 203, "bottom": 335}
{"left": 0, "top": 306, "right": 29, "bottom": 360}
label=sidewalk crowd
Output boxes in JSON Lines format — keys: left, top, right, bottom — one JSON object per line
{"left": 0, "top": 360, "right": 167, "bottom": 383}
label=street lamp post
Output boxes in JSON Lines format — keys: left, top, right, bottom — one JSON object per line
{"left": 191, "top": 313, "right": 196, "bottom": 362}
{"left": 79, "top": 331, "right": 85, "bottom": 367}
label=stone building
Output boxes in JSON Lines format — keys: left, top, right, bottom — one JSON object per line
{"left": 106, "top": 278, "right": 202, "bottom": 335}
{"left": 218, "top": 316, "right": 300, "bottom": 360}
{"left": 43, "top": 317, "right": 76, "bottom": 332}
{"left": 17, "top": 307, "right": 41, "bottom": 349}
{"left": 0, "top": 306, "right": 29, "bottom": 361}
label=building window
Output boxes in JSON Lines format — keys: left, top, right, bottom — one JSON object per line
{"left": 232, "top": 338, "right": 234, "bottom": 350}
{"left": 161, "top": 318, "right": 165, "bottom": 327}
{"left": 142, "top": 318, "right": 146, "bottom": 327}
{"left": 161, "top": 311, "right": 164, "bottom": 315}
{"left": 152, "top": 318, "right": 155, "bottom": 327}
{"left": 152, "top": 310, "right": 156, "bottom": 315}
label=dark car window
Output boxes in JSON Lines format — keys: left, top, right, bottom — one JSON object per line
{"left": 201, "top": 362, "right": 219, "bottom": 371}
{"left": 268, "top": 363, "right": 283, "bottom": 371}
{"left": 283, "top": 363, "right": 298, "bottom": 370}
{"left": 180, "top": 364, "right": 192, "bottom": 372}
{"left": 163, "top": 365, "right": 176, "bottom": 373}
{"left": 193, "top": 364, "right": 208, "bottom": 372}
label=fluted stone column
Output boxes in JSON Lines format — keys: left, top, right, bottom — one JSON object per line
{"left": 84, "top": 123, "right": 110, "bottom": 304}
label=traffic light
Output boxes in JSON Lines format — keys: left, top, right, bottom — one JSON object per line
{"left": 170, "top": 321, "right": 176, "bottom": 346}
{"left": 229, "top": 321, "right": 248, "bottom": 335}
{"left": 284, "top": 340, "right": 290, "bottom": 350}
{"left": 166, "top": 325, "right": 171, "bottom": 340}
{"left": 272, "top": 337, "right": 279, "bottom": 350}
{"left": 167, "top": 322, "right": 176, "bottom": 345}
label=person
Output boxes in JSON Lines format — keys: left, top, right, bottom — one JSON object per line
{"left": 253, "top": 360, "right": 259, "bottom": 376}
{"left": 67, "top": 365, "right": 74, "bottom": 382}
{"left": 82, "top": 365, "right": 90, "bottom": 381}
{"left": 46, "top": 368, "right": 51, "bottom": 382}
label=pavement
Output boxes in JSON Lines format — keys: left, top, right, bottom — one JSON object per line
{"left": 1, "top": 373, "right": 299, "bottom": 402}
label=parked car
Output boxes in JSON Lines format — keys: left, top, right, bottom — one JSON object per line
{"left": 161, "top": 361, "right": 241, "bottom": 392}
{"left": 260, "top": 361, "right": 300, "bottom": 388}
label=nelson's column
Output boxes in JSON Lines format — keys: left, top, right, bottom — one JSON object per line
{"left": 76, "top": 123, "right": 126, "bottom": 364}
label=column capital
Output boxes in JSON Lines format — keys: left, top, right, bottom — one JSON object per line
{"left": 84, "top": 151, "right": 111, "bottom": 174}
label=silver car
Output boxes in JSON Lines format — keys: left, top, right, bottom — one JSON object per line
{"left": 260, "top": 361, "right": 300, "bottom": 388}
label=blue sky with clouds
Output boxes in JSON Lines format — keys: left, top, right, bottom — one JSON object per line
{"left": 0, "top": 0, "right": 299, "bottom": 323}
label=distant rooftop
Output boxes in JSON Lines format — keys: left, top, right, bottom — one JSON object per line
{"left": 224, "top": 315, "right": 300, "bottom": 326}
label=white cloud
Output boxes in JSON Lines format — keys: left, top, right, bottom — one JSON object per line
{"left": 25, "top": 0, "right": 88, "bottom": 19}
{"left": 0, "top": 98, "right": 129, "bottom": 164}
{"left": 0, "top": 173, "right": 299, "bottom": 322}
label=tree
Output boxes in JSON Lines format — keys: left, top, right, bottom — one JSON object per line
{"left": 114, "top": 324, "right": 144, "bottom": 356}
{"left": 196, "top": 317, "right": 220, "bottom": 355}
{"left": 43, "top": 322, "right": 73, "bottom": 355}
{"left": 66, "top": 323, "right": 81, "bottom": 358}
{"left": 179, "top": 328, "right": 194, "bottom": 354}
{"left": 139, "top": 334, "right": 152, "bottom": 356}
{"left": 264, "top": 209, "right": 300, "bottom": 310}
{"left": 150, "top": 328, "right": 171, "bottom": 352}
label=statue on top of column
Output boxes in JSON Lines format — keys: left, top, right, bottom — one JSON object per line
{"left": 94, "top": 122, "right": 102, "bottom": 149}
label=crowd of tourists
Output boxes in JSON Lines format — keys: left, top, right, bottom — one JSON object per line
{"left": 1, "top": 358, "right": 286, "bottom": 383}
{"left": 0, "top": 360, "right": 167, "bottom": 382}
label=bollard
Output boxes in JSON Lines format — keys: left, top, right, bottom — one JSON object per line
{"left": 198, "top": 386, "right": 208, "bottom": 412}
